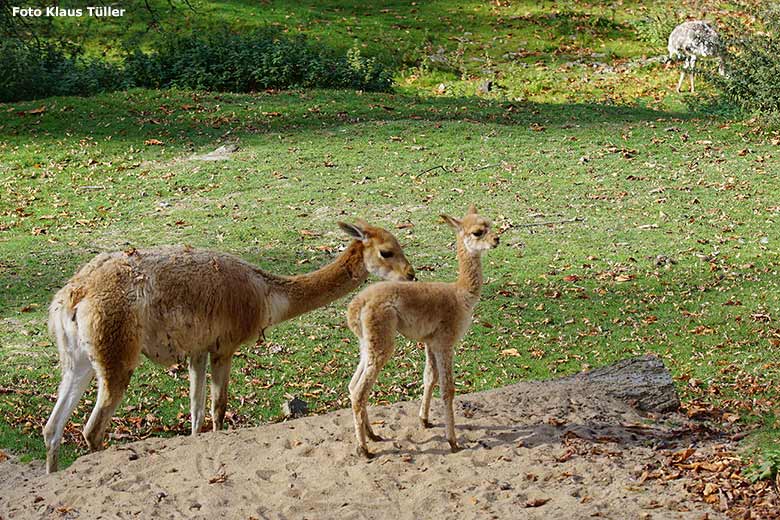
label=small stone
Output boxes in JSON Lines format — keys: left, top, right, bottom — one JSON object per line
{"left": 476, "top": 80, "right": 493, "bottom": 95}
{"left": 282, "top": 397, "right": 308, "bottom": 419}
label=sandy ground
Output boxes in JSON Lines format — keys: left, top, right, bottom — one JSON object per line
{"left": 0, "top": 377, "right": 724, "bottom": 520}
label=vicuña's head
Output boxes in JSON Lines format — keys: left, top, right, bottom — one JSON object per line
{"left": 441, "top": 205, "right": 500, "bottom": 254}
{"left": 338, "top": 220, "right": 416, "bottom": 281}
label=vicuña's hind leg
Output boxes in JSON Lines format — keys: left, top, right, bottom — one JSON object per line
{"left": 349, "top": 339, "right": 382, "bottom": 442}
{"left": 83, "top": 365, "right": 134, "bottom": 452}
{"left": 419, "top": 343, "right": 439, "bottom": 429}
{"left": 350, "top": 309, "right": 396, "bottom": 458}
{"left": 188, "top": 351, "right": 208, "bottom": 434}
{"left": 209, "top": 353, "right": 233, "bottom": 431}
{"left": 43, "top": 350, "right": 94, "bottom": 473}
{"left": 350, "top": 359, "right": 384, "bottom": 458}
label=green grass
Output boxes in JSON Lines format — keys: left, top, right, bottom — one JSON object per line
{"left": 1, "top": 0, "right": 778, "bottom": 472}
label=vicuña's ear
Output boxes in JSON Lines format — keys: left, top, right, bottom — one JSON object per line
{"left": 440, "top": 214, "right": 461, "bottom": 230}
{"left": 467, "top": 204, "right": 477, "bottom": 215}
{"left": 338, "top": 222, "right": 368, "bottom": 241}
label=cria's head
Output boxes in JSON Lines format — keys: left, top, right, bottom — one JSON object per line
{"left": 440, "top": 205, "right": 499, "bottom": 254}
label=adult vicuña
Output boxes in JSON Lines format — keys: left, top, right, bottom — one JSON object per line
{"left": 43, "top": 221, "right": 415, "bottom": 473}
{"left": 668, "top": 20, "right": 725, "bottom": 93}
{"left": 346, "top": 206, "right": 499, "bottom": 458}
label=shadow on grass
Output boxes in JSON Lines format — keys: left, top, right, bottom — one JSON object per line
{"left": 0, "top": 88, "right": 705, "bottom": 148}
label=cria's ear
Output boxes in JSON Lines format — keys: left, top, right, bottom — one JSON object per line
{"left": 440, "top": 214, "right": 461, "bottom": 230}
{"left": 354, "top": 218, "right": 370, "bottom": 228}
{"left": 338, "top": 222, "right": 368, "bottom": 241}
{"left": 467, "top": 204, "right": 477, "bottom": 215}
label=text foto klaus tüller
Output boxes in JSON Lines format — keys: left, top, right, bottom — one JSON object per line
{"left": 11, "top": 6, "right": 126, "bottom": 17}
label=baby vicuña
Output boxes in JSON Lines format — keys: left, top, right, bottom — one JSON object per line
{"left": 346, "top": 206, "right": 499, "bottom": 458}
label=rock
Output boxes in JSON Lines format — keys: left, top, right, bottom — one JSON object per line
{"left": 562, "top": 355, "right": 680, "bottom": 412}
{"left": 192, "top": 143, "right": 239, "bottom": 161}
{"left": 476, "top": 80, "right": 493, "bottom": 95}
{"left": 282, "top": 397, "right": 308, "bottom": 419}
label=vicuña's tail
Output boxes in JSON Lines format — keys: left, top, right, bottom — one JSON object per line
{"left": 48, "top": 287, "right": 81, "bottom": 369}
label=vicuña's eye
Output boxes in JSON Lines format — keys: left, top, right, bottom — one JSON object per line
{"left": 472, "top": 230, "right": 485, "bottom": 237}
{"left": 379, "top": 250, "right": 394, "bottom": 259}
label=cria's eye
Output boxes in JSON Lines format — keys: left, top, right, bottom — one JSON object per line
{"left": 472, "top": 230, "right": 485, "bottom": 237}
{"left": 379, "top": 250, "right": 394, "bottom": 259}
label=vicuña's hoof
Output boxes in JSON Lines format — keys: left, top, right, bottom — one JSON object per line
{"left": 45, "top": 454, "right": 58, "bottom": 474}
{"left": 419, "top": 418, "right": 432, "bottom": 429}
{"left": 449, "top": 442, "right": 461, "bottom": 454}
{"left": 366, "top": 430, "right": 384, "bottom": 442}
{"left": 356, "top": 446, "right": 374, "bottom": 459}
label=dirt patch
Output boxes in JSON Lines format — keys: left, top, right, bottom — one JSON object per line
{"left": 0, "top": 370, "right": 729, "bottom": 519}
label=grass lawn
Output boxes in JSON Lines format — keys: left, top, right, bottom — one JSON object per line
{"left": 1, "top": 0, "right": 778, "bottom": 472}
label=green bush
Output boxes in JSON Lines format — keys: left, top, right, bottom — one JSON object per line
{"left": 0, "top": 40, "right": 126, "bottom": 102}
{"left": 0, "top": 29, "right": 393, "bottom": 102}
{"left": 124, "top": 29, "right": 393, "bottom": 93}
{"left": 744, "top": 446, "right": 780, "bottom": 483}
{"left": 712, "top": 8, "right": 780, "bottom": 112}
{"left": 632, "top": 12, "right": 680, "bottom": 49}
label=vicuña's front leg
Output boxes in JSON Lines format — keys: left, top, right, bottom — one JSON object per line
{"left": 188, "top": 351, "right": 208, "bottom": 434}
{"left": 419, "top": 343, "right": 439, "bottom": 429}
{"left": 209, "top": 353, "right": 233, "bottom": 431}
{"left": 435, "top": 349, "right": 460, "bottom": 453}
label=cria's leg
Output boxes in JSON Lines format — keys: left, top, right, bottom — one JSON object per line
{"left": 350, "top": 359, "right": 382, "bottom": 458}
{"left": 348, "top": 339, "right": 367, "bottom": 395}
{"left": 350, "top": 310, "right": 396, "bottom": 458}
{"left": 349, "top": 342, "right": 382, "bottom": 442}
{"left": 188, "top": 351, "right": 208, "bottom": 434}
{"left": 209, "top": 353, "right": 233, "bottom": 431}
{"left": 43, "top": 348, "right": 94, "bottom": 473}
{"left": 434, "top": 349, "right": 460, "bottom": 453}
{"left": 689, "top": 55, "right": 697, "bottom": 93}
{"left": 351, "top": 340, "right": 383, "bottom": 441}
{"left": 419, "top": 343, "right": 439, "bottom": 429}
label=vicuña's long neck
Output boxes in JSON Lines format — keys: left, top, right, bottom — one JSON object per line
{"left": 267, "top": 240, "right": 368, "bottom": 325}
{"left": 455, "top": 238, "right": 483, "bottom": 299}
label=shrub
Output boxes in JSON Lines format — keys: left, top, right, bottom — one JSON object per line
{"left": 633, "top": 12, "right": 681, "bottom": 49}
{"left": 0, "top": 29, "right": 393, "bottom": 102}
{"left": 124, "top": 29, "right": 393, "bottom": 93}
{"left": 711, "top": 8, "right": 780, "bottom": 112}
{"left": 0, "top": 40, "right": 126, "bottom": 102}
{"left": 744, "top": 446, "right": 780, "bottom": 483}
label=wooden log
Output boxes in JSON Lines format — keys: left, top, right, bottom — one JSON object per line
{"left": 563, "top": 355, "right": 680, "bottom": 413}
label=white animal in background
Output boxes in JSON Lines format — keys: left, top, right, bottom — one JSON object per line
{"left": 668, "top": 20, "right": 725, "bottom": 93}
